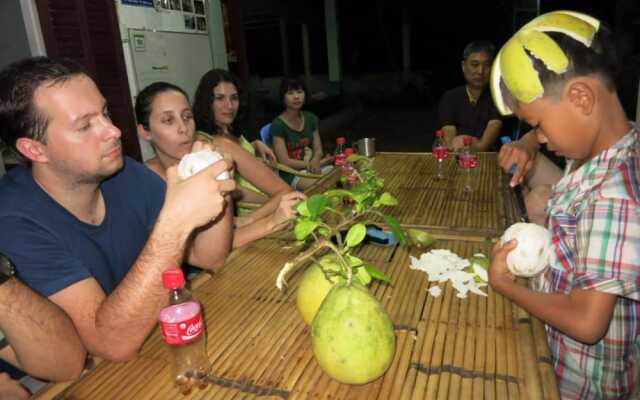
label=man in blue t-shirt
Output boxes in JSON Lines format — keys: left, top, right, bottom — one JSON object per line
{"left": 0, "top": 57, "right": 235, "bottom": 362}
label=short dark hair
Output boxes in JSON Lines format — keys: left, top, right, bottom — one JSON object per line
{"left": 192, "top": 68, "right": 240, "bottom": 136}
{"left": 0, "top": 57, "right": 87, "bottom": 151}
{"left": 279, "top": 77, "right": 307, "bottom": 105}
{"left": 135, "top": 82, "right": 188, "bottom": 130}
{"left": 501, "top": 24, "right": 618, "bottom": 104}
{"left": 463, "top": 41, "right": 496, "bottom": 61}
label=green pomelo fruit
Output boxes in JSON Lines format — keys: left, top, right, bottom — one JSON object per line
{"left": 311, "top": 283, "right": 396, "bottom": 384}
{"left": 296, "top": 254, "right": 347, "bottom": 325}
{"left": 296, "top": 254, "right": 368, "bottom": 325}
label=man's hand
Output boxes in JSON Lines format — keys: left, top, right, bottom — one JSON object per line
{"left": 489, "top": 239, "right": 517, "bottom": 294}
{"left": 0, "top": 373, "right": 28, "bottom": 400}
{"left": 163, "top": 160, "right": 236, "bottom": 230}
{"left": 451, "top": 135, "right": 476, "bottom": 150}
{"left": 498, "top": 141, "right": 537, "bottom": 187}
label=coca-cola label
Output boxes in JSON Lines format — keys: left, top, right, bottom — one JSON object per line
{"left": 433, "top": 146, "right": 448, "bottom": 160}
{"left": 160, "top": 312, "right": 204, "bottom": 345}
{"left": 334, "top": 154, "right": 346, "bottom": 167}
{"left": 458, "top": 154, "right": 478, "bottom": 169}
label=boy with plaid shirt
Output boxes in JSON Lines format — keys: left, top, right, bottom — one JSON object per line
{"left": 488, "top": 11, "right": 640, "bottom": 399}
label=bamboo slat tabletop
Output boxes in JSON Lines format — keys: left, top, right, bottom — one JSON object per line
{"left": 33, "top": 152, "right": 558, "bottom": 400}
{"left": 370, "top": 152, "right": 524, "bottom": 236}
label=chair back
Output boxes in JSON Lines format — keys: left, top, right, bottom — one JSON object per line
{"left": 259, "top": 123, "right": 272, "bottom": 146}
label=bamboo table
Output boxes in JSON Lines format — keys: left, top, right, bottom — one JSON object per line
{"left": 33, "top": 153, "right": 558, "bottom": 400}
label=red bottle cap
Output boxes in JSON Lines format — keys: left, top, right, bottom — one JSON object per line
{"left": 336, "top": 137, "right": 346, "bottom": 144}
{"left": 463, "top": 136, "right": 473, "bottom": 145}
{"left": 344, "top": 147, "right": 354, "bottom": 156}
{"left": 435, "top": 129, "right": 444, "bottom": 138}
{"left": 162, "top": 268, "right": 185, "bottom": 289}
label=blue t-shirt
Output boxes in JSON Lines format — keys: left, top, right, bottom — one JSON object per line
{"left": 0, "top": 158, "right": 165, "bottom": 296}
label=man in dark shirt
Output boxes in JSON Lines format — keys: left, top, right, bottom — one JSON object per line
{"left": 438, "top": 41, "right": 502, "bottom": 151}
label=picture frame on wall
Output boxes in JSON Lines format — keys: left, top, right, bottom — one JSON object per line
{"left": 194, "top": 0, "right": 205, "bottom": 15}
{"left": 184, "top": 14, "right": 196, "bottom": 30}
{"left": 181, "top": 0, "right": 193, "bottom": 13}
{"left": 196, "top": 16, "right": 207, "bottom": 31}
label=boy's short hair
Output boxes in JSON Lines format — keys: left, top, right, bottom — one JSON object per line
{"left": 0, "top": 57, "right": 87, "bottom": 151}
{"left": 463, "top": 41, "right": 496, "bottom": 61}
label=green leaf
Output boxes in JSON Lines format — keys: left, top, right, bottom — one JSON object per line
{"left": 294, "top": 219, "right": 319, "bottom": 241}
{"left": 307, "top": 194, "right": 327, "bottom": 220}
{"left": 346, "top": 254, "right": 364, "bottom": 267}
{"left": 346, "top": 154, "right": 368, "bottom": 163}
{"left": 318, "top": 227, "right": 331, "bottom": 238}
{"left": 364, "top": 262, "right": 391, "bottom": 283}
{"left": 407, "top": 228, "right": 436, "bottom": 248}
{"left": 378, "top": 192, "right": 398, "bottom": 206}
{"left": 324, "top": 189, "right": 352, "bottom": 198}
{"left": 295, "top": 200, "right": 310, "bottom": 217}
{"left": 383, "top": 214, "right": 407, "bottom": 245}
{"left": 355, "top": 266, "right": 372, "bottom": 285}
{"left": 345, "top": 223, "right": 367, "bottom": 248}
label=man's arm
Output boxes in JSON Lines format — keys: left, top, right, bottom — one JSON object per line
{"left": 441, "top": 126, "right": 457, "bottom": 149}
{"left": 50, "top": 161, "right": 235, "bottom": 362}
{"left": 0, "top": 278, "right": 85, "bottom": 381}
{"left": 472, "top": 119, "right": 502, "bottom": 151}
{"left": 0, "top": 373, "right": 28, "bottom": 400}
{"left": 187, "top": 196, "right": 233, "bottom": 268}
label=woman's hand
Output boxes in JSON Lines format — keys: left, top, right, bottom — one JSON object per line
{"left": 253, "top": 140, "right": 277, "bottom": 166}
{"left": 270, "top": 192, "right": 307, "bottom": 231}
{"left": 489, "top": 239, "right": 518, "bottom": 294}
{"left": 320, "top": 154, "right": 334, "bottom": 166}
{"left": 308, "top": 157, "right": 322, "bottom": 174}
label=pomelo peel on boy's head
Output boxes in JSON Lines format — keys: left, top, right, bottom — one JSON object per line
{"left": 490, "top": 10, "right": 601, "bottom": 116}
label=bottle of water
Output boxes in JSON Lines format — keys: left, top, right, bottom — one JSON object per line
{"left": 159, "top": 268, "right": 209, "bottom": 394}
{"left": 342, "top": 148, "right": 358, "bottom": 186}
{"left": 458, "top": 136, "right": 478, "bottom": 192}
{"left": 334, "top": 136, "right": 346, "bottom": 167}
{"left": 432, "top": 129, "right": 449, "bottom": 179}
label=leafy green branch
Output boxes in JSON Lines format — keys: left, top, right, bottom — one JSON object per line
{"left": 277, "top": 156, "right": 406, "bottom": 290}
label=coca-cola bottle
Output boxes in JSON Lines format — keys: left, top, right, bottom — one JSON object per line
{"left": 432, "top": 129, "right": 449, "bottom": 179}
{"left": 458, "top": 136, "right": 479, "bottom": 192}
{"left": 159, "top": 268, "right": 209, "bottom": 394}
{"left": 334, "top": 136, "right": 347, "bottom": 167}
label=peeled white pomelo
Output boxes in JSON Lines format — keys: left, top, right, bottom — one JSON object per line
{"left": 178, "top": 149, "right": 230, "bottom": 181}
{"left": 500, "top": 222, "right": 552, "bottom": 277}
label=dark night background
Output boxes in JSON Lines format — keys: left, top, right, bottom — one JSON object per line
{"left": 238, "top": 0, "right": 640, "bottom": 151}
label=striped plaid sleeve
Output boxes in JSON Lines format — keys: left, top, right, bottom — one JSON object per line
{"left": 573, "top": 197, "right": 640, "bottom": 300}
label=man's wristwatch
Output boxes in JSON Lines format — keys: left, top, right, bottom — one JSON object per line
{"left": 0, "top": 253, "right": 16, "bottom": 285}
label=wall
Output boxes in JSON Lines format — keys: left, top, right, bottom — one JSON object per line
{"left": 115, "top": 0, "right": 226, "bottom": 160}
{"left": 0, "top": 0, "right": 31, "bottom": 69}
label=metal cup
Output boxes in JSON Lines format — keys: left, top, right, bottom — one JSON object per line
{"left": 354, "top": 138, "right": 376, "bottom": 157}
